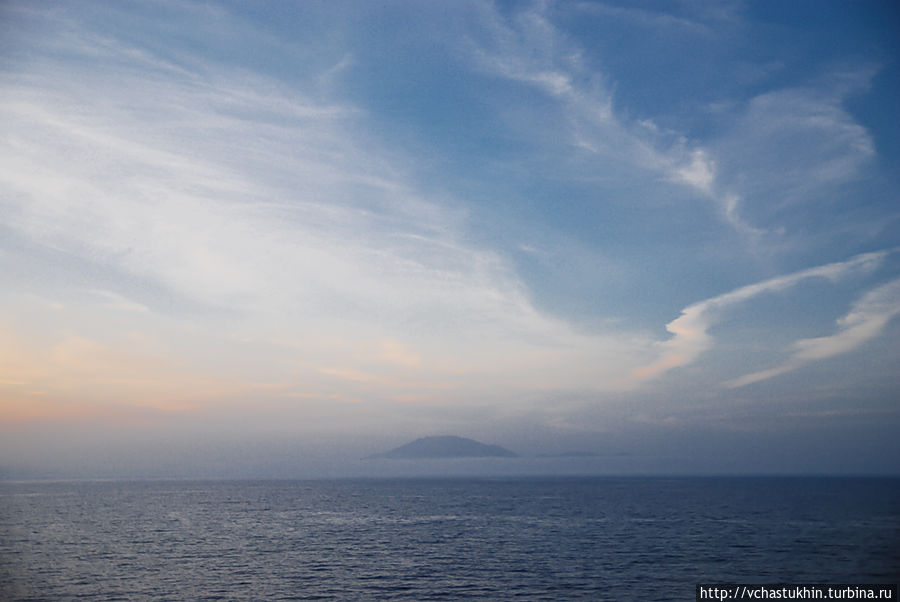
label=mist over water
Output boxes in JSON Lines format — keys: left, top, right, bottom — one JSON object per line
{"left": 4, "top": 422, "right": 898, "bottom": 480}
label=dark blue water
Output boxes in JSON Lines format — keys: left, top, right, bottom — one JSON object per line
{"left": 1, "top": 477, "right": 898, "bottom": 600}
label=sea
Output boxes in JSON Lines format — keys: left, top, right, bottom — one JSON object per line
{"left": 1, "top": 477, "right": 898, "bottom": 600}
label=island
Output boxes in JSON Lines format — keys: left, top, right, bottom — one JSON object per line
{"left": 368, "top": 435, "right": 518, "bottom": 459}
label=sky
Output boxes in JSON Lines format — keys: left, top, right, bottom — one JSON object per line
{"left": 1, "top": 0, "right": 899, "bottom": 478}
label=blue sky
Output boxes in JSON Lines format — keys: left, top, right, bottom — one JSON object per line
{"left": 1, "top": 0, "right": 899, "bottom": 476}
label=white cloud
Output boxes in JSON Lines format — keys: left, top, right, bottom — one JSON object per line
{"left": 88, "top": 290, "right": 150, "bottom": 313}
{"left": 671, "top": 149, "right": 715, "bottom": 194}
{"left": 570, "top": 2, "right": 716, "bottom": 36}
{"left": 466, "top": 7, "right": 885, "bottom": 253}
{"left": 631, "top": 251, "right": 889, "bottom": 382}
{"left": 467, "top": 2, "right": 761, "bottom": 238}
{"left": 1, "top": 26, "right": 465, "bottom": 320}
{"left": 2, "top": 1, "right": 895, "bottom": 426}
{"left": 726, "top": 277, "right": 900, "bottom": 387}
{"left": 0, "top": 3, "right": 657, "bottom": 412}
{"left": 712, "top": 69, "right": 878, "bottom": 229}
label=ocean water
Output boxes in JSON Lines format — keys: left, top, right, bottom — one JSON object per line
{"left": 1, "top": 477, "right": 897, "bottom": 600}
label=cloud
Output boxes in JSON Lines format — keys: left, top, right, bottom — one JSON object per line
{"left": 466, "top": 5, "right": 887, "bottom": 253}
{"left": 2, "top": 1, "right": 896, "bottom": 435}
{"left": 0, "top": 10, "right": 500, "bottom": 325}
{"left": 570, "top": 2, "right": 717, "bottom": 36}
{"left": 0, "top": 1, "right": 662, "bottom": 422}
{"left": 379, "top": 340, "right": 422, "bottom": 368}
{"left": 711, "top": 67, "right": 879, "bottom": 233}
{"left": 726, "top": 276, "right": 900, "bottom": 387}
{"left": 671, "top": 149, "right": 715, "bottom": 194}
{"left": 467, "top": 2, "right": 761, "bottom": 238}
{"left": 0, "top": 323, "right": 243, "bottom": 418}
{"left": 631, "top": 251, "right": 889, "bottom": 382}
{"left": 88, "top": 290, "right": 150, "bottom": 313}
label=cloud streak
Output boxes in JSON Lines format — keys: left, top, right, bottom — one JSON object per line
{"left": 726, "top": 276, "right": 900, "bottom": 387}
{"left": 467, "top": 2, "right": 761, "bottom": 238}
{"left": 631, "top": 251, "right": 890, "bottom": 382}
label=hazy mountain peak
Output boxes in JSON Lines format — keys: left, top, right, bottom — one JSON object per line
{"left": 369, "top": 436, "right": 518, "bottom": 459}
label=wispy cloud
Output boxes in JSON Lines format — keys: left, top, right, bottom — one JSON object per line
{"left": 631, "top": 251, "right": 890, "bottom": 382}
{"left": 466, "top": 2, "right": 763, "bottom": 239}
{"left": 711, "top": 67, "right": 879, "bottom": 235}
{"left": 726, "top": 276, "right": 900, "bottom": 387}
{"left": 1, "top": 1, "right": 899, "bottom": 475}
{"left": 570, "top": 2, "right": 716, "bottom": 36}
{"left": 0, "top": 2, "right": 662, "bottom": 420}
{"left": 0, "top": 325, "right": 238, "bottom": 416}
{"left": 0, "top": 11, "right": 489, "bottom": 323}
{"left": 87, "top": 290, "right": 150, "bottom": 313}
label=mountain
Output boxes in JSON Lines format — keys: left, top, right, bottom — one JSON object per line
{"left": 369, "top": 436, "right": 518, "bottom": 459}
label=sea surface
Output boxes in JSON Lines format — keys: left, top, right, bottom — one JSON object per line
{"left": 1, "top": 477, "right": 898, "bottom": 600}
